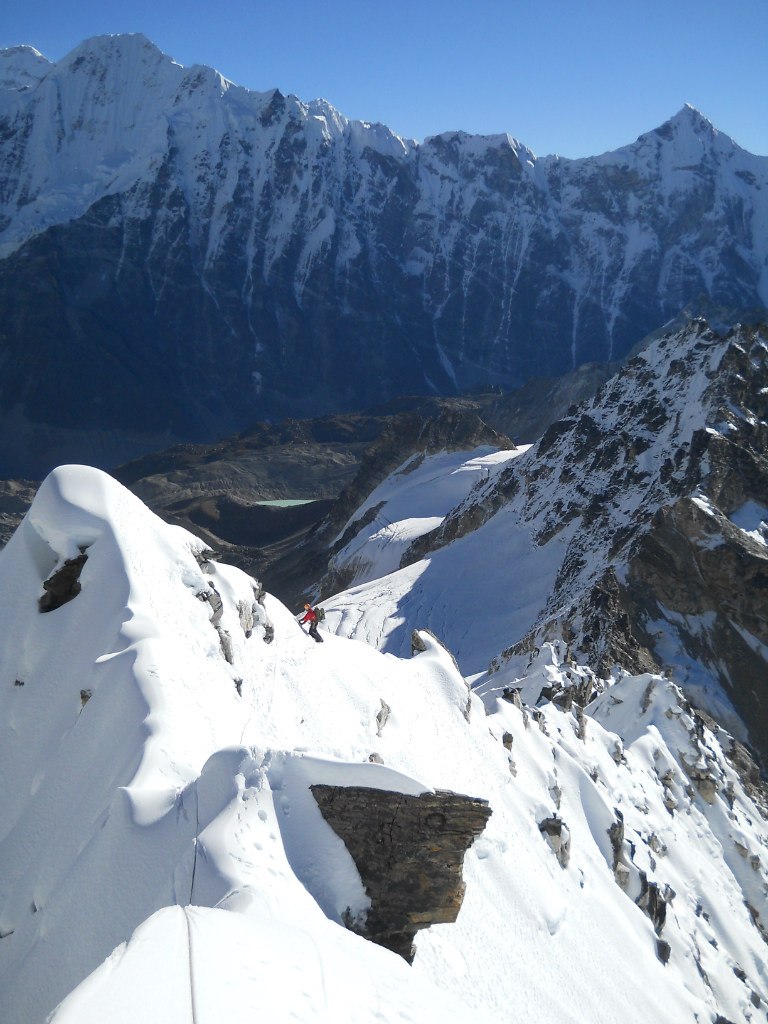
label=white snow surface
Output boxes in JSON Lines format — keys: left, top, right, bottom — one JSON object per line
{"left": 0, "top": 45, "right": 50, "bottom": 91}
{"left": 327, "top": 445, "right": 524, "bottom": 589}
{"left": 0, "top": 466, "right": 766, "bottom": 1023}
{"left": 322, "top": 323, "right": 768, "bottom": 762}
{"left": 0, "top": 33, "right": 416, "bottom": 263}
{"left": 729, "top": 500, "right": 768, "bottom": 546}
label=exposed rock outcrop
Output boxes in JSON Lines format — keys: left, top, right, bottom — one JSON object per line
{"left": 538, "top": 815, "right": 571, "bottom": 868}
{"left": 237, "top": 581, "right": 274, "bottom": 644}
{"left": 39, "top": 551, "right": 88, "bottom": 612}
{"left": 0, "top": 478, "right": 37, "bottom": 547}
{"left": 197, "top": 582, "right": 234, "bottom": 662}
{"left": 310, "top": 785, "right": 492, "bottom": 962}
{"left": 628, "top": 489, "right": 768, "bottom": 766}
{"left": 375, "top": 700, "right": 391, "bottom": 737}
{"left": 410, "top": 630, "right": 428, "bottom": 656}
{"left": 607, "top": 811, "right": 625, "bottom": 879}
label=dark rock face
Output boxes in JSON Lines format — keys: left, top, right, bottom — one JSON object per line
{"left": 1, "top": 39, "right": 767, "bottom": 474}
{"left": 39, "top": 552, "right": 88, "bottom": 612}
{"left": 636, "top": 873, "right": 675, "bottom": 939}
{"left": 629, "top": 498, "right": 768, "bottom": 758}
{"left": 617, "top": 331, "right": 768, "bottom": 765}
{"left": 310, "top": 784, "right": 492, "bottom": 962}
{"left": 410, "top": 630, "right": 428, "bottom": 656}
{"left": 607, "top": 811, "right": 625, "bottom": 877}
{"left": 479, "top": 361, "right": 619, "bottom": 446}
{"left": 605, "top": 806, "right": 676, "bottom": 962}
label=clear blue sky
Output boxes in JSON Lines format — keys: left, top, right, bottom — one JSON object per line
{"left": 2, "top": 0, "right": 766, "bottom": 158}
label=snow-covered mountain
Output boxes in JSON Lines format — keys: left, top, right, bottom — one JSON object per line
{"left": 1, "top": 464, "right": 767, "bottom": 1023}
{"left": 2, "top": 36, "right": 767, "bottom": 1024}
{"left": 1, "top": 34, "right": 767, "bottom": 475}
{"left": 321, "top": 320, "right": 768, "bottom": 770}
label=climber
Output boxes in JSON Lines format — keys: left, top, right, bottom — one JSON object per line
{"left": 298, "top": 603, "right": 324, "bottom": 643}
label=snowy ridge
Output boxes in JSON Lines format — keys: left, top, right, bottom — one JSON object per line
{"left": 1, "top": 40, "right": 764, "bottom": 294}
{"left": 0, "top": 466, "right": 766, "bottom": 1022}
{"left": 324, "top": 320, "right": 727, "bottom": 660}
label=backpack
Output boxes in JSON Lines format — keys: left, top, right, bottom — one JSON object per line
{"left": 315, "top": 607, "right": 325, "bottom": 622}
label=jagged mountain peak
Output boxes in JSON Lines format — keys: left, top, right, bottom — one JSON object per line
{"left": 665, "top": 102, "right": 717, "bottom": 132}
{"left": 0, "top": 44, "right": 47, "bottom": 61}
{"left": 627, "top": 102, "right": 745, "bottom": 164}
{"left": 51, "top": 31, "right": 182, "bottom": 86}
{"left": 423, "top": 128, "right": 534, "bottom": 161}
{"left": 678, "top": 101, "right": 712, "bottom": 121}
{"left": 301, "top": 96, "right": 414, "bottom": 156}
{"left": 656, "top": 103, "right": 735, "bottom": 154}
{"left": 176, "top": 60, "right": 237, "bottom": 98}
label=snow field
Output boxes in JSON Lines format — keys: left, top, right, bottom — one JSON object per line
{"left": 0, "top": 466, "right": 766, "bottom": 1023}
{"left": 327, "top": 445, "right": 523, "bottom": 589}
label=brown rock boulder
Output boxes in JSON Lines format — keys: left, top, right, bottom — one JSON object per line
{"left": 310, "top": 784, "right": 491, "bottom": 962}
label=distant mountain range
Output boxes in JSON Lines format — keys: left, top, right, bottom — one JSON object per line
{"left": 1, "top": 34, "right": 767, "bottom": 476}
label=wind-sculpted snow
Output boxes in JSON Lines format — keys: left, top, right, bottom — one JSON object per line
{"left": 0, "top": 465, "right": 766, "bottom": 1022}
{"left": 1, "top": 36, "right": 767, "bottom": 473}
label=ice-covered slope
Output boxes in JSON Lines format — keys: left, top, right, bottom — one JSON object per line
{"left": 323, "top": 444, "right": 527, "bottom": 592}
{"left": 1, "top": 35, "right": 767, "bottom": 475}
{"left": 0, "top": 465, "right": 767, "bottom": 1023}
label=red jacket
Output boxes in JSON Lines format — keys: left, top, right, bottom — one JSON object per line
{"left": 301, "top": 608, "right": 317, "bottom": 624}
